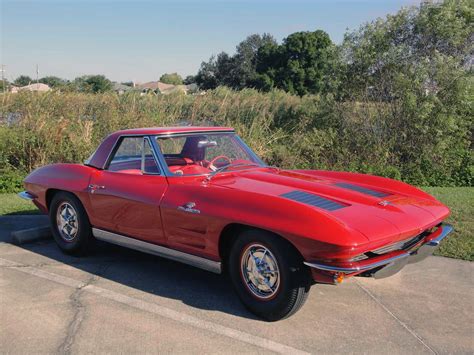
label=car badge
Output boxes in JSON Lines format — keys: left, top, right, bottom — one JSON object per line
{"left": 378, "top": 200, "right": 391, "bottom": 207}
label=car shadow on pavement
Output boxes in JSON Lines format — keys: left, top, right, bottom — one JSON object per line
{"left": 6, "top": 230, "right": 260, "bottom": 320}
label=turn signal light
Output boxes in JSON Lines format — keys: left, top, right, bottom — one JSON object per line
{"left": 334, "top": 273, "right": 345, "bottom": 284}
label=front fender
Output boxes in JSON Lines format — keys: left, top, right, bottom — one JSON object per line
{"left": 24, "top": 164, "right": 95, "bottom": 213}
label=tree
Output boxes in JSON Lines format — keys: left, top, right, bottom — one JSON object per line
{"left": 159, "top": 73, "right": 183, "bottom": 85}
{"left": 183, "top": 75, "right": 196, "bottom": 85}
{"left": 255, "top": 30, "right": 337, "bottom": 96}
{"left": 195, "top": 33, "right": 277, "bottom": 90}
{"left": 195, "top": 52, "right": 237, "bottom": 90}
{"left": 13, "top": 75, "right": 32, "bottom": 87}
{"left": 339, "top": 0, "right": 473, "bottom": 101}
{"left": 39, "top": 76, "right": 67, "bottom": 88}
{"left": 73, "top": 75, "right": 112, "bottom": 93}
{"left": 337, "top": 0, "right": 473, "bottom": 186}
{"left": 233, "top": 33, "right": 277, "bottom": 88}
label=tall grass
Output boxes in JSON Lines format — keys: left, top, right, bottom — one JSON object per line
{"left": 0, "top": 88, "right": 471, "bottom": 191}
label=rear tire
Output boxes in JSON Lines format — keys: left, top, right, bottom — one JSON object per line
{"left": 228, "top": 229, "right": 311, "bottom": 321}
{"left": 49, "top": 191, "right": 93, "bottom": 255}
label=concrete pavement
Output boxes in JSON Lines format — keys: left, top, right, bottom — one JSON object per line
{"left": 1, "top": 215, "right": 473, "bottom": 354}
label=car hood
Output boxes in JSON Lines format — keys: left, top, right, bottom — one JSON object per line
{"left": 212, "top": 168, "right": 449, "bottom": 245}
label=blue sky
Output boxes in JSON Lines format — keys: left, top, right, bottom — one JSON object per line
{"left": 1, "top": 0, "right": 420, "bottom": 83}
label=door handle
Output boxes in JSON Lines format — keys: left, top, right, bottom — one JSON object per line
{"left": 88, "top": 184, "right": 105, "bottom": 194}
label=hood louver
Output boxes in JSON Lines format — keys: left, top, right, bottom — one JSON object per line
{"left": 280, "top": 190, "right": 346, "bottom": 211}
{"left": 334, "top": 183, "right": 390, "bottom": 198}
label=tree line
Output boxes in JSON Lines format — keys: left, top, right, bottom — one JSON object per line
{"left": 194, "top": 0, "right": 472, "bottom": 99}
{"left": 1, "top": 72, "right": 191, "bottom": 93}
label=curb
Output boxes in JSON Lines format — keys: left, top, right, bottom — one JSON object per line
{"left": 11, "top": 226, "right": 52, "bottom": 245}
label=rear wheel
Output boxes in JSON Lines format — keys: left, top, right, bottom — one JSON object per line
{"left": 49, "top": 192, "right": 93, "bottom": 255}
{"left": 228, "top": 229, "right": 311, "bottom": 321}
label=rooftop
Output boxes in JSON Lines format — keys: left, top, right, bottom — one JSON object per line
{"left": 115, "top": 126, "right": 235, "bottom": 136}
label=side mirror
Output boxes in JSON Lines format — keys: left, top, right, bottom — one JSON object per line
{"left": 197, "top": 140, "right": 217, "bottom": 148}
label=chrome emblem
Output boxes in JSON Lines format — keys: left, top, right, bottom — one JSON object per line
{"left": 178, "top": 202, "right": 200, "bottom": 214}
{"left": 378, "top": 200, "right": 391, "bottom": 207}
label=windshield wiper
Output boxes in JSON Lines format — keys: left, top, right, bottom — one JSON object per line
{"left": 205, "top": 163, "right": 260, "bottom": 183}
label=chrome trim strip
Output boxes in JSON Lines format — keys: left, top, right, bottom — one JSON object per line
{"left": 427, "top": 224, "right": 453, "bottom": 246}
{"left": 18, "top": 191, "right": 35, "bottom": 201}
{"left": 92, "top": 228, "right": 221, "bottom": 274}
{"left": 304, "top": 253, "right": 410, "bottom": 274}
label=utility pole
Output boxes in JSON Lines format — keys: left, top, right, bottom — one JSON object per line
{"left": 36, "top": 64, "right": 39, "bottom": 89}
{"left": 0, "top": 64, "right": 5, "bottom": 93}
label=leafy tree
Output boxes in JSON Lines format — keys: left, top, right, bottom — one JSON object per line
{"left": 195, "top": 52, "right": 238, "bottom": 89}
{"left": 255, "top": 30, "right": 337, "bottom": 96}
{"left": 233, "top": 33, "right": 277, "bottom": 88}
{"left": 340, "top": 0, "right": 473, "bottom": 101}
{"left": 159, "top": 73, "right": 183, "bottom": 85}
{"left": 183, "top": 75, "right": 196, "bottom": 85}
{"left": 338, "top": 0, "right": 473, "bottom": 186}
{"left": 39, "top": 76, "right": 67, "bottom": 88}
{"left": 13, "top": 75, "right": 32, "bottom": 87}
{"left": 73, "top": 75, "right": 112, "bottom": 93}
{"left": 195, "top": 33, "right": 277, "bottom": 90}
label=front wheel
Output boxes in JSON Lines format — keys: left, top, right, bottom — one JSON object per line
{"left": 228, "top": 230, "right": 311, "bottom": 321}
{"left": 49, "top": 191, "right": 93, "bottom": 255}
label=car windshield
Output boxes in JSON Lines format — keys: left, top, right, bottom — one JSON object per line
{"left": 154, "top": 133, "right": 264, "bottom": 176}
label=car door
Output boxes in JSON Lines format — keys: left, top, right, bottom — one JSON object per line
{"left": 87, "top": 136, "right": 168, "bottom": 245}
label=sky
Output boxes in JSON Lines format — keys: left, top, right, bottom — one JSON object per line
{"left": 1, "top": 0, "right": 421, "bottom": 83}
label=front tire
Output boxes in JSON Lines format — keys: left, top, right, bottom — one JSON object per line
{"left": 49, "top": 192, "right": 93, "bottom": 255}
{"left": 228, "top": 229, "right": 311, "bottom": 321}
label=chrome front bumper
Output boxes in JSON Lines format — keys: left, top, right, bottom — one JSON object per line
{"left": 18, "top": 191, "right": 35, "bottom": 201}
{"left": 304, "top": 224, "right": 453, "bottom": 278}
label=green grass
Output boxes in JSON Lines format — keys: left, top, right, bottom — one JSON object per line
{"left": 0, "top": 193, "right": 42, "bottom": 216}
{"left": 423, "top": 187, "right": 473, "bottom": 261}
{"left": 0, "top": 187, "right": 471, "bottom": 260}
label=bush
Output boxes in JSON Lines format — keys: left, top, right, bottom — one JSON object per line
{"left": 0, "top": 89, "right": 471, "bottom": 192}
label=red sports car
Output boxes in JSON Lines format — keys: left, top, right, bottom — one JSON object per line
{"left": 20, "top": 126, "right": 452, "bottom": 321}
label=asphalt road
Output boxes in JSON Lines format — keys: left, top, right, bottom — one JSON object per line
{"left": 1, "top": 215, "right": 473, "bottom": 354}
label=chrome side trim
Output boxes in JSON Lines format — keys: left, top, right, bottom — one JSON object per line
{"left": 304, "top": 253, "right": 410, "bottom": 274}
{"left": 18, "top": 191, "right": 35, "bottom": 201}
{"left": 92, "top": 228, "right": 221, "bottom": 274}
{"left": 427, "top": 224, "right": 453, "bottom": 246}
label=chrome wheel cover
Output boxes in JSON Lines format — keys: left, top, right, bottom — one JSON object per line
{"left": 56, "top": 202, "right": 79, "bottom": 242}
{"left": 241, "top": 243, "right": 280, "bottom": 299}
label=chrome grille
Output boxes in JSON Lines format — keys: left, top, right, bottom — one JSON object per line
{"left": 371, "top": 234, "right": 425, "bottom": 255}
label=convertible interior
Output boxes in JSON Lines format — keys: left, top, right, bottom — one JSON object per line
{"left": 108, "top": 134, "right": 255, "bottom": 176}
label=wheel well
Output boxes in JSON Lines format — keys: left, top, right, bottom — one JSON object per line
{"left": 218, "top": 223, "right": 304, "bottom": 268}
{"left": 45, "top": 189, "right": 81, "bottom": 210}
{"left": 46, "top": 189, "right": 62, "bottom": 210}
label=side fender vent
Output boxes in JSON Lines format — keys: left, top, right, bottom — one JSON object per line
{"left": 334, "top": 182, "right": 390, "bottom": 198}
{"left": 280, "top": 190, "right": 347, "bottom": 211}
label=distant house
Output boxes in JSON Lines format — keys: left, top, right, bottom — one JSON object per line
{"left": 112, "top": 82, "right": 132, "bottom": 95}
{"left": 132, "top": 81, "right": 200, "bottom": 96}
{"left": 18, "top": 83, "right": 51, "bottom": 92}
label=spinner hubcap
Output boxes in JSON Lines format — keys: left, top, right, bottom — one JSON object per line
{"left": 56, "top": 202, "right": 79, "bottom": 242}
{"left": 241, "top": 244, "right": 280, "bottom": 299}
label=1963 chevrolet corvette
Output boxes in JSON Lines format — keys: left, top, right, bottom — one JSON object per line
{"left": 20, "top": 126, "right": 452, "bottom": 321}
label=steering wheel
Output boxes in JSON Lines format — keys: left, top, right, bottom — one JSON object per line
{"left": 208, "top": 155, "right": 232, "bottom": 171}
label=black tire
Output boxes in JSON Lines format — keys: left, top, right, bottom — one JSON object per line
{"left": 49, "top": 191, "right": 93, "bottom": 255}
{"left": 228, "top": 229, "right": 311, "bottom": 321}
